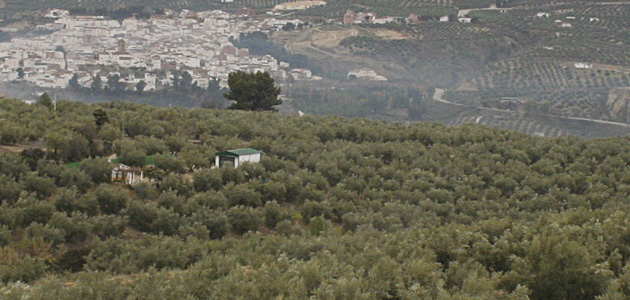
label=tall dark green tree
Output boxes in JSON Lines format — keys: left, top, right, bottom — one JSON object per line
{"left": 69, "top": 74, "right": 80, "bottom": 89}
{"left": 91, "top": 76, "right": 102, "bottom": 91}
{"left": 38, "top": 92, "right": 53, "bottom": 110}
{"left": 224, "top": 71, "right": 281, "bottom": 111}
{"left": 135, "top": 80, "right": 147, "bottom": 94}
{"left": 179, "top": 71, "right": 193, "bottom": 90}
{"left": 106, "top": 74, "right": 125, "bottom": 93}
{"left": 93, "top": 109, "right": 109, "bottom": 129}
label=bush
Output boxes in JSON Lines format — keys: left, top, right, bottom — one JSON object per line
{"left": 95, "top": 184, "right": 130, "bottom": 214}
{"left": 0, "top": 175, "right": 21, "bottom": 205}
{"left": 79, "top": 158, "right": 113, "bottom": 184}
{"left": 15, "top": 196, "right": 55, "bottom": 227}
{"left": 132, "top": 182, "right": 156, "bottom": 200}
{"left": 158, "top": 173, "right": 192, "bottom": 197}
{"left": 0, "top": 247, "right": 48, "bottom": 283}
{"left": 21, "top": 174, "right": 56, "bottom": 199}
{"left": 264, "top": 201, "right": 288, "bottom": 228}
{"left": 193, "top": 169, "right": 223, "bottom": 192}
{"left": 154, "top": 154, "right": 185, "bottom": 173}
{"left": 58, "top": 168, "right": 93, "bottom": 193}
{"left": 125, "top": 202, "right": 158, "bottom": 233}
{"left": 189, "top": 208, "right": 229, "bottom": 239}
{"left": 225, "top": 183, "right": 262, "bottom": 207}
{"left": 227, "top": 206, "right": 262, "bottom": 235}
{"left": 85, "top": 236, "right": 204, "bottom": 274}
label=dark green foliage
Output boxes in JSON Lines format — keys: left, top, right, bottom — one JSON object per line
{"left": 227, "top": 206, "right": 262, "bottom": 235}
{"left": 92, "top": 109, "right": 109, "bottom": 129}
{"left": 85, "top": 236, "right": 204, "bottom": 274}
{"left": 53, "top": 188, "right": 99, "bottom": 216}
{"left": 264, "top": 201, "right": 288, "bottom": 228}
{"left": 69, "top": 74, "right": 80, "bottom": 90}
{"left": 59, "top": 135, "right": 90, "bottom": 163}
{"left": 135, "top": 80, "right": 146, "bottom": 94}
{"left": 0, "top": 243, "right": 49, "bottom": 283}
{"left": 158, "top": 173, "right": 192, "bottom": 197}
{"left": 79, "top": 158, "right": 112, "bottom": 184}
{"left": 15, "top": 196, "right": 56, "bottom": 227}
{"left": 157, "top": 191, "right": 185, "bottom": 213}
{"left": 92, "top": 215, "right": 127, "bottom": 239}
{"left": 154, "top": 153, "right": 185, "bottom": 173}
{"left": 132, "top": 182, "right": 156, "bottom": 200}
{"left": 94, "top": 184, "right": 129, "bottom": 215}
{"left": 225, "top": 183, "right": 262, "bottom": 207}
{"left": 125, "top": 201, "right": 157, "bottom": 233}
{"left": 1, "top": 101, "right": 630, "bottom": 299}
{"left": 20, "top": 149, "right": 47, "bottom": 170}
{"left": 224, "top": 71, "right": 282, "bottom": 111}
{"left": 37, "top": 93, "right": 53, "bottom": 110}
{"left": 90, "top": 76, "right": 102, "bottom": 91}
{"left": 119, "top": 145, "right": 146, "bottom": 167}
{"left": 22, "top": 174, "right": 56, "bottom": 199}
{"left": 0, "top": 175, "right": 21, "bottom": 204}
{"left": 193, "top": 169, "right": 223, "bottom": 192}
{"left": 106, "top": 74, "right": 125, "bottom": 93}
{"left": 190, "top": 208, "right": 229, "bottom": 239}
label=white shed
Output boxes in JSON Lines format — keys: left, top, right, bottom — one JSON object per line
{"left": 215, "top": 148, "right": 262, "bottom": 168}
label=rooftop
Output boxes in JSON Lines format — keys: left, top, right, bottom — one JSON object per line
{"left": 216, "top": 148, "right": 262, "bottom": 156}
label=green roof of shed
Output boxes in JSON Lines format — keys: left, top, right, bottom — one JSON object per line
{"left": 216, "top": 148, "right": 262, "bottom": 157}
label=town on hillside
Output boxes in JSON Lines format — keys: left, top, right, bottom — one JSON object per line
{"left": 0, "top": 9, "right": 315, "bottom": 92}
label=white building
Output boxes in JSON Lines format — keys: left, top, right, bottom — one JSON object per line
{"left": 574, "top": 63, "right": 593, "bottom": 69}
{"left": 290, "top": 68, "right": 312, "bottom": 80}
{"left": 45, "top": 9, "right": 69, "bottom": 19}
{"left": 348, "top": 68, "right": 387, "bottom": 81}
{"left": 215, "top": 148, "right": 262, "bottom": 168}
{"left": 111, "top": 164, "right": 145, "bottom": 185}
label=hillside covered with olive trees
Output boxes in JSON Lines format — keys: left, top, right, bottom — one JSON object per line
{"left": 1, "top": 98, "right": 630, "bottom": 299}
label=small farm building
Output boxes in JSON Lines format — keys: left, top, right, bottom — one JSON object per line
{"left": 215, "top": 148, "right": 262, "bottom": 168}
{"left": 111, "top": 164, "right": 145, "bottom": 185}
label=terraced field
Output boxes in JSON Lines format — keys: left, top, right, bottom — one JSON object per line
{"left": 447, "top": 88, "right": 609, "bottom": 119}
{"left": 428, "top": 2, "right": 630, "bottom": 123}
{"left": 504, "top": 0, "right": 630, "bottom": 8}
{"left": 2, "top": 0, "right": 296, "bottom": 17}
{"left": 293, "top": 0, "right": 456, "bottom": 19}
{"left": 2, "top": 0, "right": 492, "bottom": 21}
{"left": 447, "top": 114, "right": 568, "bottom": 137}
{"left": 442, "top": 109, "right": 630, "bottom": 138}
{"left": 469, "top": 58, "right": 630, "bottom": 90}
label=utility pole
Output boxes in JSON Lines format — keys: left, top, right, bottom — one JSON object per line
{"left": 120, "top": 111, "right": 125, "bottom": 162}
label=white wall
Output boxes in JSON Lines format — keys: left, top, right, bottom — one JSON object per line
{"left": 216, "top": 153, "right": 261, "bottom": 168}
{"left": 238, "top": 153, "right": 261, "bottom": 166}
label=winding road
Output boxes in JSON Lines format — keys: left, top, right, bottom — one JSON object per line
{"left": 432, "top": 88, "right": 630, "bottom": 128}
